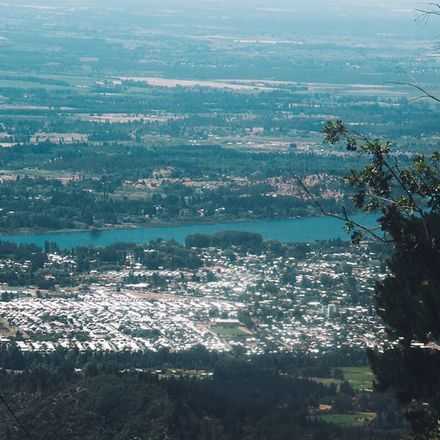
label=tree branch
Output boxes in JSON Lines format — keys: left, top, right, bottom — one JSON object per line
{"left": 295, "top": 177, "right": 389, "bottom": 243}
{"left": 388, "top": 81, "right": 440, "bottom": 104}
{"left": 416, "top": 2, "right": 440, "bottom": 15}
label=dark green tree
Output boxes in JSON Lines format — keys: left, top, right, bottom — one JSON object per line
{"left": 324, "top": 119, "right": 440, "bottom": 439}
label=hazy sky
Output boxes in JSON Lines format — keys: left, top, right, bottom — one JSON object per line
{"left": 11, "top": 0, "right": 420, "bottom": 11}
{"left": 5, "top": 0, "right": 427, "bottom": 18}
{"left": 5, "top": 0, "right": 436, "bottom": 37}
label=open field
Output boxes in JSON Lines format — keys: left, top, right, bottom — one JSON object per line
{"left": 306, "top": 366, "right": 374, "bottom": 392}
{"left": 320, "top": 412, "right": 377, "bottom": 427}
{"left": 80, "top": 113, "right": 185, "bottom": 124}
{"left": 210, "top": 325, "right": 251, "bottom": 339}
{"left": 119, "top": 77, "right": 275, "bottom": 92}
{"left": 340, "top": 366, "right": 375, "bottom": 391}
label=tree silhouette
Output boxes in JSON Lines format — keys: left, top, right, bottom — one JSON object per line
{"left": 324, "top": 119, "right": 440, "bottom": 439}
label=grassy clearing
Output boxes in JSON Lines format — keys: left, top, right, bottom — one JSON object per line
{"left": 304, "top": 366, "right": 374, "bottom": 392}
{"left": 211, "top": 325, "right": 250, "bottom": 339}
{"left": 320, "top": 412, "right": 376, "bottom": 427}
{"left": 340, "top": 366, "right": 374, "bottom": 391}
{"left": 0, "top": 79, "right": 70, "bottom": 90}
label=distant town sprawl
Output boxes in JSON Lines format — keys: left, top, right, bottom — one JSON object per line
{"left": 0, "top": 234, "right": 387, "bottom": 354}
{"left": 0, "top": 0, "right": 427, "bottom": 359}
{"left": 0, "top": 1, "right": 438, "bottom": 233}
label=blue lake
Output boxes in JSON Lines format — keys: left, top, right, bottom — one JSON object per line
{"left": 0, "top": 214, "right": 379, "bottom": 249}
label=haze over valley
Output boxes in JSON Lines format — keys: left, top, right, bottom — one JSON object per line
{"left": 0, "top": 2, "right": 437, "bottom": 439}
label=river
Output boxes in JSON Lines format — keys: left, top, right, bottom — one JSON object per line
{"left": 0, "top": 214, "right": 379, "bottom": 249}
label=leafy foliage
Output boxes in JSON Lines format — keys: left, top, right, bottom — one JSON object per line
{"left": 325, "top": 120, "right": 440, "bottom": 439}
{"left": 0, "top": 347, "right": 403, "bottom": 440}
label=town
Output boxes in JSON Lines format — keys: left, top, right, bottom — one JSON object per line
{"left": 0, "top": 236, "right": 386, "bottom": 354}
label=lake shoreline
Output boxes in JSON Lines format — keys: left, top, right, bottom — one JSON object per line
{"left": 0, "top": 214, "right": 326, "bottom": 237}
{"left": 0, "top": 214, "right": 378, "bottom": 250}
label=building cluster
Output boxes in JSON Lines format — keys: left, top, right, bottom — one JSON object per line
{"left": 0, "top": 243, "right": 386, "bottom": 354}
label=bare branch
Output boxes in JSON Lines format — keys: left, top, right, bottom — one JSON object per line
{"left": 409, "top": 95, "right": 432, "bottom": 103}
{"left": 381, "top": 159, "right": 432, "bottom": 242}
{"left": 295, "top": 177, "right": 389, "bottom": 243}
{"left": 388, "top": 81, "right": 440, "bottom": 104}
{"left": 365, "top": 191, "right": 398, "bottom": 207}
{"left": 416, "top": 9, "right": 440, "bottom": 16}
{"left": 416, "top": 2, "right": 440, "bottom": 18}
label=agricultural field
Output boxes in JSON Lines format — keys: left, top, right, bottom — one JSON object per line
{"left": 340, "top": 366, "right": 375, "bottom": 391}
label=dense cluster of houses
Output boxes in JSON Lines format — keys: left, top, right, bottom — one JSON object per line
{"left": 0, "top": 242, "right": 386, "bottom": 354}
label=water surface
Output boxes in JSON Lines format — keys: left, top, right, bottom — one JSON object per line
{"left": 0, "top": 214, "right": 378, "bottom": 249}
